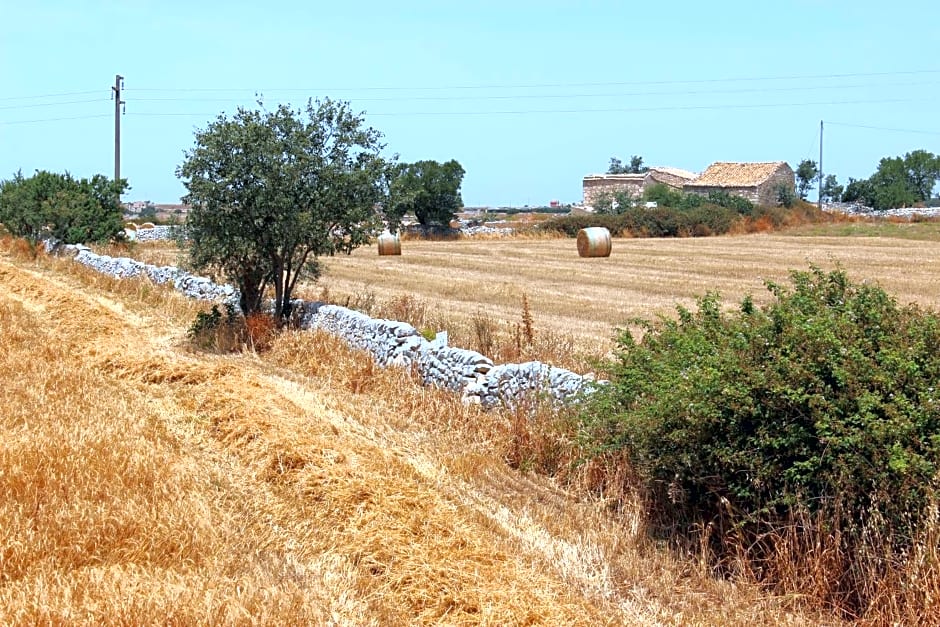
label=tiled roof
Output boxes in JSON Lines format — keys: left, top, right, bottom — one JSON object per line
{"left": 649, "top": 166, "right": 697, "bottom": 181}
{"left": 690, "top": 162, "right": 788, "bottom": 187}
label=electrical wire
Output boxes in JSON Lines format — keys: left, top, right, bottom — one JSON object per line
{"left": 0, "top": 114, "right": 111, "bottom": 126}
{"left": 123, "top": 68, "right": 940, "bottom": 93}
{"left": 826, "top": 121, "right": 940, "bottom": 136}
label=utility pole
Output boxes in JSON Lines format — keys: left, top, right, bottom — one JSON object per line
{"left": 112, "top": 74, "right": 124, "bottom": 185}
{"left": 818, "top": 119, "right": 824, "bottom": 207}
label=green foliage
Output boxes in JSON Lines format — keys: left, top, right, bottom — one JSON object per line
{"left": 537, "top": 203, "right": 738, "bottom": 238}
{"left": 177, "top": 98, "right": 387, "bottom": 319}
{"left": 187, "top": 303, "right": 244, "bottom": 351}
{"left": 840, "top": 150, "right": 939, "bottom": 209}
{"left": 775, "top": 183, "right": 796, "bottom": 208}
{"left": 642, "top": 183, "right": 684, "bottom": 208}
{"left": 795, "top": 159, "right": 819, "bottom": 200}
{"left": 607, "top": 155, "right": 649, "bottom": 174}
{"left": 0, "top": 170, "right": 126, "bottom": 244}
{"left": 580, "top": 266, "right": 940, "bottom": 570}
{"left": 841, "top": 176, "right": 873, "bottom": 205}
{"left": 820, "top": 174, "right": 843, "bottom": 203}
{"left": 138, "top": 203, "right": 158, "bottom": 220}
{"left": 387, "top": 159, "right": 465, "bottom": 228}
{"left": 705, "top": 190, "right": 755, "bottom": 214}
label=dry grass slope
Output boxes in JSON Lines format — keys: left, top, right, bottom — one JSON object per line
{"left": 0, "top": 241, "right": 834, "bottom": 624}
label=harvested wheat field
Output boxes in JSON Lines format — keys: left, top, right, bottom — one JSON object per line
{"left": 0, "top": 241, "right": 837, "bottom": 624}
{"left": 312, "top": 231, "right": 940, "bottom": 369}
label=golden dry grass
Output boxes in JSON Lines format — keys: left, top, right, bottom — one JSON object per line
{"left": 0, "top": 239, "right": 834, "bottom": 624}
{"left": 312, "top": 232, "right": 940, "bottom": 366}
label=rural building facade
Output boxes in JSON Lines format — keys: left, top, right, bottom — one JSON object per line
{"left": 582, "top": 167, "right": 697, "bottom": 207}
{"left": 684, "top": 161, "right": 795, "bottom": 207}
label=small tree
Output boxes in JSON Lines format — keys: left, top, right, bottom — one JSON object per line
{"left": 608, "top": 155, "right": 649, "bottom": 174}
{"left": 177, "top": 98, "right": 388, "bottom": 320}
{"left": 795, "top": 159, "right": 819, "bottom": 200}
{"left": 0, "top": 170, "right": 125, "bottom": 244}
{"left": 820, "top": 174, "right": 843, "bottom": 203}
{"left": 386, "top": 159, "right": 464, "bottom": 227}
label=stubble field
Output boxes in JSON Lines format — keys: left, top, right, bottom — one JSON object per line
{"left": 309, "top": 230, "right": 940, "bottom": 365}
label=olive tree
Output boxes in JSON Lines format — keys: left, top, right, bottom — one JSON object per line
{"left": 177, "top": 99, "right": 388, "bottom": 320}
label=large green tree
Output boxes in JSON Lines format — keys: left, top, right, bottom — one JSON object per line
{"left": 387, "top": 159, "right": 465, "bottom": 227}
{"left": 0, "top": 170, "right": 126, "bottom": 244}
{"left": 177, "top": 99, "right": 388, "bottom": 319}
{"left": 840, "top": 150, "right": 939, "bottom": 210}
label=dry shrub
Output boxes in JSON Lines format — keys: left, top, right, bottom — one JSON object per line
{"left": 2, "top": 235, "right": 45, "bottom": 260}
{"left": 378, "top": 293, "right": 429, "bottom": 328}
{"left": 245, "top": 312, "right": 277, "bottom": 352}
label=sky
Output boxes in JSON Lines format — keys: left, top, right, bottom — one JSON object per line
{"left": 2, "top": 0, "right": 939, "bottom": 207}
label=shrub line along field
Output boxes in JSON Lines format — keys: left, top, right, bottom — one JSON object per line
{"left": 311, "top": 232, "right": 940, "bottom": 361}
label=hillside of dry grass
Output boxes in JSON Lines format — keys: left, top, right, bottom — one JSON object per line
{"left": 0, "top": 242, "right": 831, "bottom": 624}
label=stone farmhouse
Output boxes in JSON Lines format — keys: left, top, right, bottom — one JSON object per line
{"left": 582, "top": 167, "right": 697, "bottom": 207}
{"left": 582, "top": 161, "right": 796, "bottom": 209}
{"left": 684, "top": 161, "right": 795, "bottom": 207}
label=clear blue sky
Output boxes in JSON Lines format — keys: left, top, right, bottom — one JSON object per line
{"left": 2, "top": 0, "right": 938, "bottom": 206}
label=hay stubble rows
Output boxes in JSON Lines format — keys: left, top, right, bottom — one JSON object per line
{"left": 317, "top": 233, "right": 940, "bottom": 356}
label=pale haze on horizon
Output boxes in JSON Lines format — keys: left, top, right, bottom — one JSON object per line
{"left": 1, "top": 0, "right": 938, "bottom": 206}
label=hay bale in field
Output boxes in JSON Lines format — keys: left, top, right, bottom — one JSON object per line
{"left": 576, "top": 227, "right": 611, "bottom": 258}
{"left": 138, "top": 222, "right": 156, "bottom": 230}
{"left": 377, "top": 232, "right": 401, "bottom": 256}
{"left": 124, "top": 222, "right": 138, "bottom": 231}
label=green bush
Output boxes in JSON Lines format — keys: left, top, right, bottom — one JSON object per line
{"left": 0, "top": 170, "right": 127, "bottom": 244}
{"left": 580, "top": 266, "right": 940, "bottom": 578}
{"left": 187, "top": 303, "right": 245, "bottom": 351}
{"left": 537, "top": 204, "right": 739, "bottom": 238}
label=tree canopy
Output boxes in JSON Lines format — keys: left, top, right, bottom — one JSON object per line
{"left": 607, "top": 155, "right": 649, "bottom": 174}
{"left": 177, "top": 98, "right": 388, "bottom": 319}
{"left": 0, "top": 170, "right": 126, "bottom": 244}
{"left": 386, "top": 159, "right": 465, "bottom": 228}
{"left": 840, "top": 150, "right": 940, "bottom": 210}
{"left": 795, "top": 159, "right": 819, "bottom": 200}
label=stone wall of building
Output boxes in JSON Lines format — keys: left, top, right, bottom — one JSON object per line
{"left": 582, "top": 175, "right": 646, "bottom": 207}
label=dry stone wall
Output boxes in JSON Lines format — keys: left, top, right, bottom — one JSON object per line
{"left": 60, "top": 245, "right": 600, "bottom": 410}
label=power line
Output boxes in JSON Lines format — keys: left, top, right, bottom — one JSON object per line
{"left": 361, "top": 97, "right": 926, "bottom": 116}
{"left": 124, "top": 68, "right": 940, "bottom": 94}
{"left": 0, "top": 98, "right": 110, "bottom": 111}
{"left": 826, "top": 121, "right": 940, "bottom": 136}
{"left": 0, "top": 89, "right": 103, "bottom": 102}
{"left": 0, "top": 113, "right": 111, "bottom": 126}
{"left": 122, "top": 80, "right": 940, "bottom": 104}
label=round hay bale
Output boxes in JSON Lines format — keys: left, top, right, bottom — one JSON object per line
{"left": 377, "top": 232, "right": 401, "bottom": 256}
{"left": 124, "top": 222, "right": 138, "bottom": 231}
{"left": 138, "top": 222, "right": 156, "bottom": 230}
{"left": 576, "top": 227, "right": 612, "bottom": 258}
